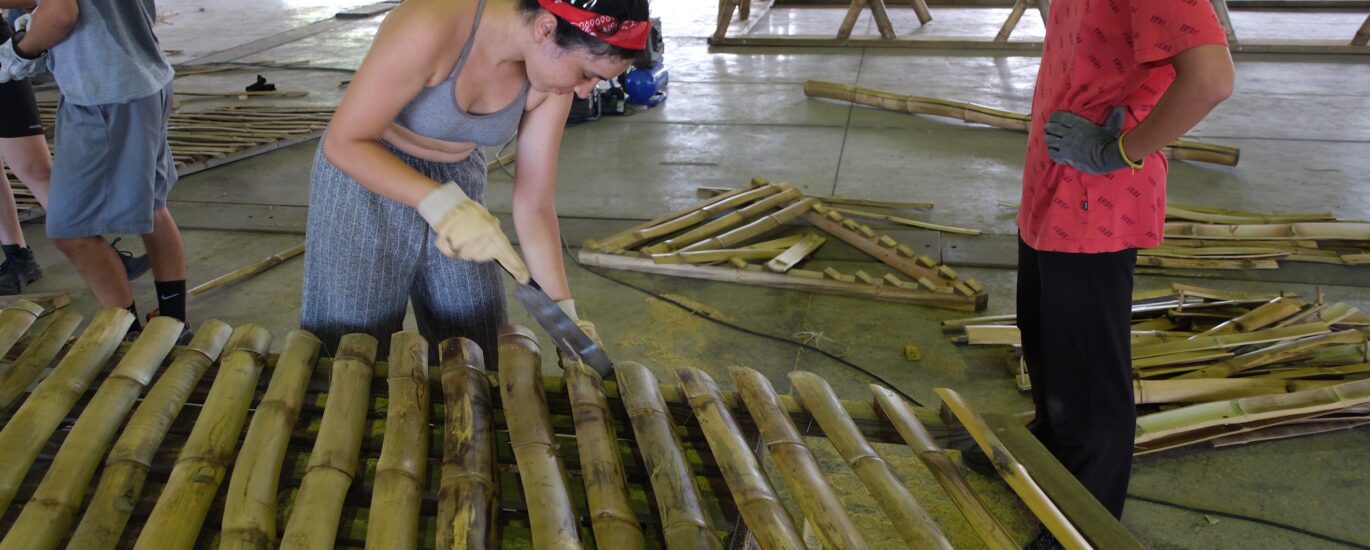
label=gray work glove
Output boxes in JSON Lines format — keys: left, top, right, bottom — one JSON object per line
{"left": 0, "top": 35, "right": 46, "bottom": 83}
{"left": 1043, "top": 106, "right": 1132, "bottom": 175}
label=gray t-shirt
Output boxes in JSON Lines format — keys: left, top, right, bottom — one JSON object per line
{"left": 45, "top": 0, "right": 173, "bottom": 106}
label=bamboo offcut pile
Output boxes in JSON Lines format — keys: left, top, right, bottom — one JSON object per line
{"left": 582, "top": 177, "right": 989, "bottom": 312}
{"left": 803, "top": 80, "right": 1241, "bottom": 167}
{"left": 945, "top": 282, "right": 1370, "bottom": 454}
{"left": 0, "top": 313, "right": 1128, "bottom": 548}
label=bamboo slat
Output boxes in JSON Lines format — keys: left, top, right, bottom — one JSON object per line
{"left": 677, "top": 367, "right": 804, "bottom": 550}
{"left": 869, "top": 385, "right": 1016, "bottom": 550}
{"left": 646, "top": 186, "right": 801, "bottom": 253}
{"left": 765, "top": 233, "right": 826, "bottom": 273}
{"left": 566, "top": 363, "right": 645, "bottom": 549}
{"left": 830, "top": 206, "right": 982, "bottom": 235}
{"left": 789, "top": 372, "right": 951, "bottom": 548}
{"left": 617, "top": 363, "right": 722, "bottom": 550}
{"left": 0, "top": 308, "right": 133, "bottom": 510}
{"left": 1131, "top": 323, "right": 1330, "bottom": 359}
{"left": 134, "top": 324, "right": 272, "bottom": 550}
{"left": 679, "top": 197, "right": 817, "bottom": 252}
{"left": 0, "top": 300, "right": 43, "bottom": 362}
{"left": 0, "top": 309, "right": 83, "bottom": 409}
{"left": 367, "top": 332, "right": 431, "bottom": 550}
{"left": 0, "top": 318, "right": 184, "bottom": 550}
{"left": 499, "top": 326, "right": 581, "bottom": 550}
{"left": 732, "top": 368, "right": 865, "bottom": 549}
{"left": 1135, "top": 379, "right": 1370, "bottom": 449}
{"left": 1133, "top": 378, "right": 1337, "bottom": 405}
{"left": 221, "top": 331, "right": 324, "bottom": 550}
{"left": 437, "top": 337, "right": 499, "bottom": 550}
{"left": 280, "top": 333, "right": 379, "bottom": 550}
{"left": 634, "top": 183, "right": 783, "bottom": 242}
{"left": 67, "top": 321, "right": 234, "bottom": 550}
{"left": 589, "top": 183, "right": 763, "bottom": 253}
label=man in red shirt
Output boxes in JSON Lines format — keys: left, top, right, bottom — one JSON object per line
{"left": 973, "top": 1, "right": 1234, "bottom": 545}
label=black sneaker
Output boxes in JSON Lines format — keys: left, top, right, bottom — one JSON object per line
{"left": 1025, "top": 528, "right": 1064, "bottom": 550}
{"left": 111, "top": 238, "right": 151, "bottom": 281}
{"left": 960, "top": 442, "right": 998, "bottom": 476}
{"left": 0, "top": 248, "right": 43, "bottom": 295}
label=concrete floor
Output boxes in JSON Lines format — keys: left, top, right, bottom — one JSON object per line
{"left": 10, "top": 1, "right": 1370, "bottom": 548}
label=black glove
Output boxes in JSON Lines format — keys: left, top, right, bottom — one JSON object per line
{"left": 1043, "top": 106, "right": 1135, "bottom": 174}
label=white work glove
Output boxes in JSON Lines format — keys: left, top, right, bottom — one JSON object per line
{"left": 13, "top": 13, "right": 32, "bottom": 32}
{"left": 555, "top": 298, "right": 604, "bottom": 369}
{"left": 0, "top": 36, "right": 46, "bottom": 84}
{"left": 417, "top": 182, "right": 529, "bottom": 283}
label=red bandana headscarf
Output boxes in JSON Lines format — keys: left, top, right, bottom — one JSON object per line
{"left": 536, "top": 0, "right": 651, "bottom": 51}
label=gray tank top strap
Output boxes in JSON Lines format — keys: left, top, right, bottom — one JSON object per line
{"left": 447, "top": 0, "right": 487, "bottom": 81}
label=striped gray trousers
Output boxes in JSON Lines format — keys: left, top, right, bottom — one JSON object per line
{"left": 301, "top": 136, "right": 505, "bottom": 366}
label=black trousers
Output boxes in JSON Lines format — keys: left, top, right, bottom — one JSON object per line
{"left": 1017, "top": 236, "right": 1138, "bottom": 519}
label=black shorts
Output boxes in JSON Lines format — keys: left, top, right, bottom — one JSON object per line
{"left": 0, "top": 15, "right": 43, "bottom": 138}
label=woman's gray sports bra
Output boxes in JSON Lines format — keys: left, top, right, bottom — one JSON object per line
{"left": 393, "top": 0, "right": 530, "bottom": 147}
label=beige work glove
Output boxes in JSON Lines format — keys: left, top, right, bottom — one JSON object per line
{"left": 555, "top": 298, "right": 603, "bottom": 369}
{"left": 418, "top": 182, "right": 529, "bottom": 283}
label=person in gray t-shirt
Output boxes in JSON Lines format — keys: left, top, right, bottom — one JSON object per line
{"left": 1, "top": 0, "right": 188, "bottom": 338}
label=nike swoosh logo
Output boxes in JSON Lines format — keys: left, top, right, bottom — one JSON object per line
{"left": 160, "top": 293, "right": 180, "bottom": 300}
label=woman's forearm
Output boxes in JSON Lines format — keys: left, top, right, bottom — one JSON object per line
{"left": 323, "top": 136, "right": 440, "bottom": 207}
{"left": 1121, "top": 44, "right": 1234, "bottom": 160}
{"left": 512, "top": 201, "right": 571, "bottom": 301}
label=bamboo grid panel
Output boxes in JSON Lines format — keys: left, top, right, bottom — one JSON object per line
{"left": 0, "top": 305, "right": 1138, "bottom": 549}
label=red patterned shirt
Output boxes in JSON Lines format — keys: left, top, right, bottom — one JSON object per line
{"left": 1018, "top": 0, "right": 1228, "bottom": 253}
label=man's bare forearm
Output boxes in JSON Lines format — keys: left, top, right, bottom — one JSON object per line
{"left": 1122, "top": 44, "right": 1234, "bottom": 160}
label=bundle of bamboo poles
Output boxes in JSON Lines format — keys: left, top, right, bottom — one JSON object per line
{"left": 0, "top": 311, "right": 1137, "bottom": 548}
{"left": 582, "top": 176, "right": 989, "bottom": 311}
{"left": 803, "top": 80, "right": 1241, "bottom": 167}
{"left": 1156, "top": 205, "right": 1370, "bottom": 270}
{"left": 946, "top": 282, "right": 1370, "bottom": 453}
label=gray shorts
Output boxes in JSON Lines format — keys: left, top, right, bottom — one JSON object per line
{"left": 46, "top": 81, "right": 177, "bottom": 239}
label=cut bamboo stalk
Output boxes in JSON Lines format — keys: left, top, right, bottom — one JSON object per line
{"left": 0, "top": 308, "right": 133, "bottom": 510}
{"left": 789, "top": 372, "right": 950, "bottom": 549}
{"left": 0, "top": 317, "right": 183, "bottom": 550}
{"left": 191, "top": 242, "right": 304, "bottom": 297}
{"left": 766, "top": 233, "right": 826, "bottom": 273}
{"left": 1132, "top": 323, "right": 1330, "bottom": 359}
{"left": 67, "top": 321, "right": 233, "bottom": 550}
{"left": 869, "top": 385, "right": 1016, "bottom": 550}
{"left": 1134, "top": 378, "right": 1338, "bottom": 404}
{"left": 651, "top": 247, "right": 783, "bottom": 265}
{"left": 591, "top": 183, "right": 764, "bottom": 253}
{"left": 499, "top": 326, "right": 581, "bottom": 550}
{"left": 221, "top": 330, "right": 324, "bottom": 550}
{"left": 279, "top": 333, "right": 379, "bottom": 550}
{"left": 677, "top": 367, "right": 804, "bottom": 549}
{"left": 732, "top": 367, "right": 865, "bottom": 549}
{"left": 634, "top": 183, "right": 782, "bottom": 242}
{"left": 936, "top": 388, "right": 1091, "bottom": 550}
{"left": 800, "top": 211, "right": 951, "bottom": 285}
{"left": 649, "top": 185, "right": 803, "bottom": 253}
{"left": 437, "top": 337, "right": 499, "bottom": 550}
{"left": 617, "top": 363, "right": 722, "bottom": 550}
{"left": 367, "top": 332, "right": 431, "bottom": 550}
{"left": 672, "top": 193, "right": 811, "bottom": 253}
{"left": 566, "top": 362, "right": 645, "bottom": 549}
{"left": 1134, "top": 379, "right": 1370, "bottom": 448}
{"left": 134, "top": 324, "right": 273, "bottom": 550}
{"left": 830, "top": 206, "right": 982, "bottom": 235}
{"left": 0, "top": 300, "right": 43, "bottom": 363}
{"left": 0, "top": 309, "right": 82, "bottom": 409}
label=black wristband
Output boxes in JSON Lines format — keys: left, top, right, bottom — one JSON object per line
{"left": 11, "top": 31, "right": 42, "bottom": 60}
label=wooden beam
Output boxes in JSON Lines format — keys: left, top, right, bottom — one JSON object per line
{"left": 1211, "top": 0, "right": 1239, "bottom": 44}
{"left": 994, "top": 0, "right": 1030, "bottom": 42}
{"left": 1355, "top": 13, "right": 1370, "bottom": 46}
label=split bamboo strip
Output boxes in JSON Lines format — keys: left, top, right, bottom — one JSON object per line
{"left": 1211, "top": 419, "right": 1370, "bottom": 447}
{"left": 1257, "top": 362, "right": 1370, "bottom": 380}
{"left": 0, "top": 300, "right": 43, "bottom": 363}
{"left": 869, "top": 385, "right": 1016, "bottom": 550}
{"left": 1133, "top": 378, "right": 1337, "bottom": 404}
{"left": 789, "top": 372, "right": 950, "bottom": 549}
{"left": 617, "top": 363, "right": 722, "bottom": 550}
{"left": 1131, "top": 323, "right": 1330, "bottom": 359}
{"left": 590, "top": 183, "right": 762, "bottom": 252}
{"left": 1164, "top": 221, "right": 1370, "bottom": 241}
{"left": 1165, "top": 205, "right": 1334, "bottom": 225}
{"left": 936, "top": 388, "right": 1091, "bottom": 550}
{"left": 679, "top": 197, "right": 817, "bottom": 252}
{"left": 1191, "top": 297, "right": 1303, "bottom": 337}
{"left": 0, "top": 308, "right": 133, "bottom": 510}
{"left": 1179, "top": 330, "right": 1369, "bottom": 379}
{"left": 660, "top": 187, "right": 804, "bottom": 253}
{"left": 1131, "top": 350, "right": 1234, "bottom": 370}
{"left": 1134, "top": 379, "right": 1370, "bottom": 448}
{"left": 279, "top": 333, "right": 379, "bottom": 550}
{"left": 220, "top": 330, "right": 324, "bottom": 550}
{"left": 0, "top": 309, "right": 82, "bottom": 409}
{"left": 499, "top": 326, "right": 581, "bottom": 550}
{"left": 134, "top": 324, "right": 272, "bottom": 550}
{"left": 676, "top": 367, "right": 804, "bottom": 550}
{"left": 437, "top": 337, "right": 498, "bottom": 550}
{"left": 1137, "top": 256, "right": 1279, "bottom": 270}
{"left": 565, "top": 362, "right": 645, "bottom": 549}
{"left": 0, "top": 317, "right": 184, "bottom": 550}
{"left": 731, "top": 367, "right": 865, "bottom": 549}
{"left": 831, "top": 206, "right": 982, "bottom": 235}
{"left": 367, "top": 332, "right": 431, "bottom": 550}
{"left": 67, "top": 321, "right": 233, "bottom": 550}
{"left": 634, "top": 183, "right": 783, "bottom": 242}
{"left": 191, "top": 242, "right": 304, "bottom": 297}
{"left": 650, "top": 247, "right": 783, "bottom": 265}
{"left": 765, "top": 233, "right": 826, "bottom": 273}
{"left": 698, "top": 185, "right": 934, "bottom": 210}
{"left": 799, "top": 210, "right": 950, "bottom": 285}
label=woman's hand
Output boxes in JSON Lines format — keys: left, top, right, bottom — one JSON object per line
{"left": 418, "top": 183, "right": 530, "bottom": 283}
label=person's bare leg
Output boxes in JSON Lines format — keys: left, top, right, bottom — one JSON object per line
{"left": 0, "top": 165, "right": 25, "bottom": 248}
{"left": 0, "top": 135, "right": 54, "bottom": 248}
{"left": 142, "top": 208, "right": 185, "bottom": 281}
{"left": 52, "top": 236, "right": 132, "bottom": 307}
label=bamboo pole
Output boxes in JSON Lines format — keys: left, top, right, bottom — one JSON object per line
{"left": 935, "top": 388, "right": 1091, "bottom": 550}
{"left": 0, "top": 309, "right": 82, "bottom": 409}
{"left": 66, "top": 320, "right": 233, "bottom": 549}
{"left": 731, "top": 368, "right": 865, "bottom": 549}
{"left": 437, "top": 337, "right": 499, "bottom": 550}
{"left": 0, "top": 308, "right": 132, "bottom": 510}
{"left": 220, "top": 330, "right": 324, "bottom": 550}
{"left": 649, "top": 186, "right": 802, "bottom": 254}
{"left": 132, "top": 324, "right": 272, "bottom": 550}
{"left": 650, "top": 247, "right": 784, "bottom": 265}
{"left": 499, "top": 326, "right": 582, "bottom": 550}
{"left": 910, "top": 0, "right": 932, "bottom": 25}
{"left": 634, "top": 183, "right": 782, "bottom": 243}
{"left": 191, "top": 242, "right": 304, "bottom": 297}
{"left": 679, "top": 197, "right": 816, "bottom": 252}
{"left": 0, "top": 300, "right": 43, "bottom": 364}
{"left": 0, "top": 317, "right": 184, "bottom": 550}
{"left": 366, "top": 332, "right": 431, "bottom": 550}
{"left": 279, "top": 333, "right": 379, "bottom": 550}
{"left": 617, "top": 363, "right": 722, "bottom": 550}
{"left": 789, "top": 372, "right": 950, "bottom": 548}
{"left": 566, "top": 362, "right": 645, "bottom": 549}
{"left": 590, "top": 183, "right": 763, "bottom": 253}
{"left": 676, "top": 367, "right": 804, "bottom": 550}
{"left": 869, "top": 385, "right": 1016, "bottom": 550}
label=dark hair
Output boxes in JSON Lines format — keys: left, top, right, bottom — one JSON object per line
{"left": 518, "top": 0, "right": 649, "bottom": 60}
